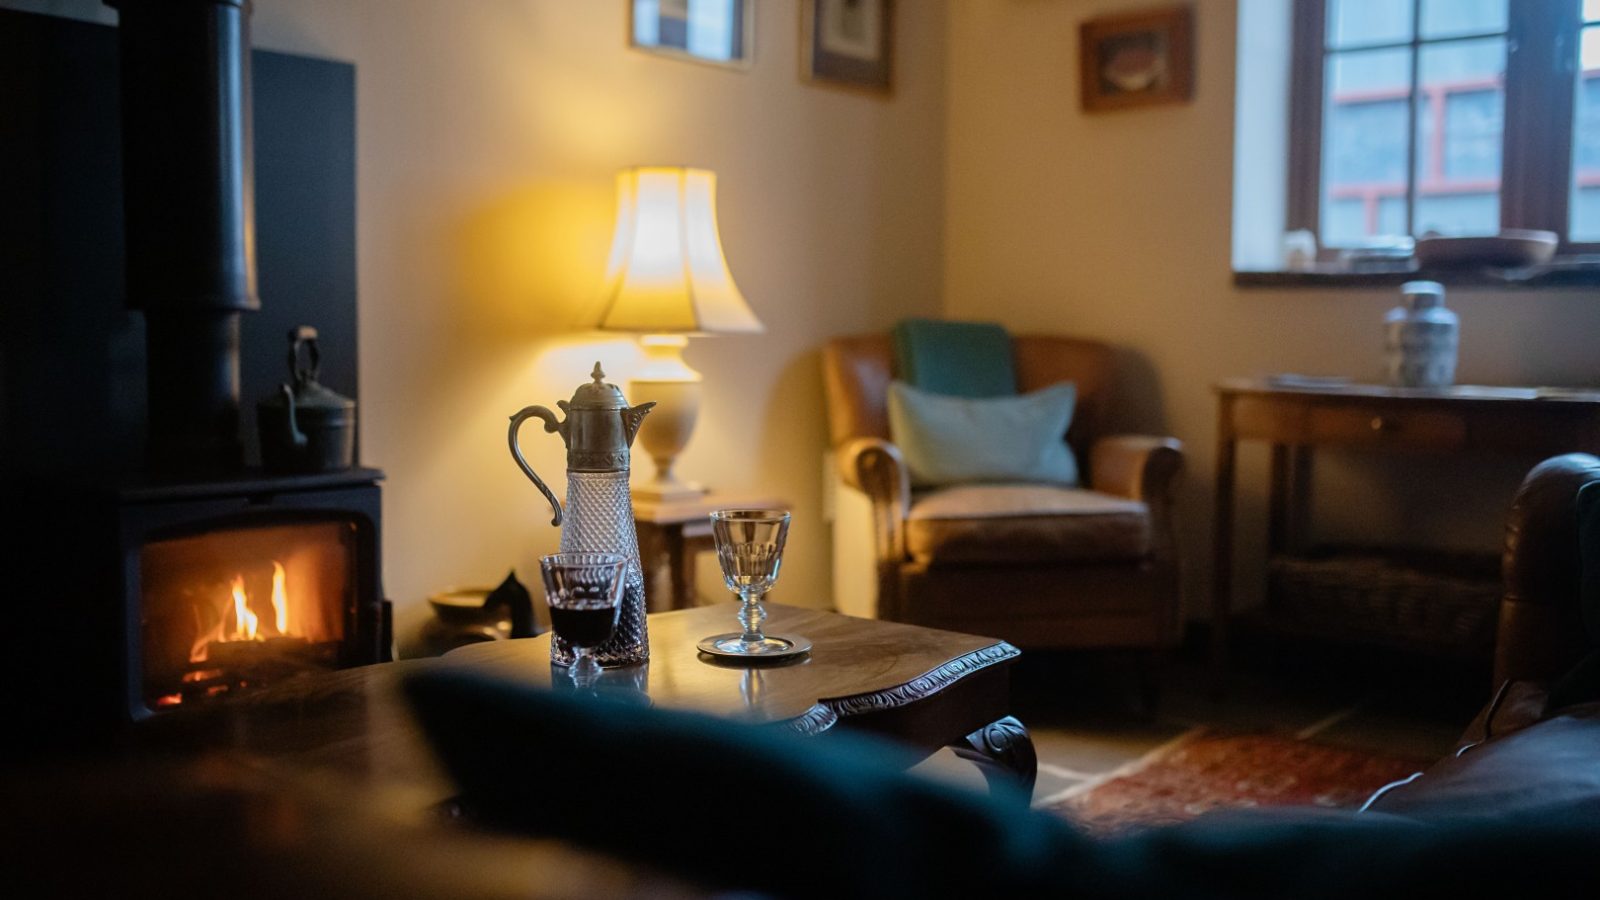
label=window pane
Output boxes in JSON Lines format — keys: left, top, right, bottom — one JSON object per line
{"left": 1329, "top": 96, "right": 1409, "bottom": 183}
{"left": 1574, "top": 26, "right": 1600, "bottom": 241}
{"left": 1328, "top": 0, "right": 1413, "bottom": 48}
{"left": 1377, "top": 196, "right": 1407, "bottom": 235}
{"left": 1587, "top": 0, "right": 1600, "bottom": 24}
{"left": 1419, "top": 0, "right": 1507, "bottom": 40}
{"left": 1321, "top": 48, "right": 1411, "bottom": 245}
{"left": 1413, "top": 38, "right": 1504, "bottom": 235}
{"left": 1574, "top": 187, "right": 1600, "bottom": 238}
{"left": 1415, "top": 194, "right": 1498, "bottom": 235}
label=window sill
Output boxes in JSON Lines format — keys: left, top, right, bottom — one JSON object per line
{"left": 1235, "top": 256, "right": 1600, "bottom": 289}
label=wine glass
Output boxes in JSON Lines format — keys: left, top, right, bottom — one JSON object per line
{"left": 704, "top": 509, "right": 799, "bottom": 657}
{"left": 539, "top": 552, "right": 627, "bottom": 683}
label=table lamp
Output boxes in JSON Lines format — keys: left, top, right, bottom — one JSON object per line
{"left": 596, "top": 166, "right": 762, "bottom": 502}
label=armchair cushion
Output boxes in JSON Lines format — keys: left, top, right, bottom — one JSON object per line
{"left": 906, "top": 484, "right": 1150, "bottom": 565}
{"left": 887, "top": 381, "right": 1079, "bottom": 488}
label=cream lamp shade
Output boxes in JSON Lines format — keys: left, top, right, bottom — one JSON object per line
{"left": 596, "top": 167, "right": 762, "bottom": 335}
{"left": 596, "top": 167, "right": 761, "bottom": 502}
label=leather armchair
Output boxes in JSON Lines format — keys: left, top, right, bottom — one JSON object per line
{"left": 823, "top": 333, "right": 1185, "bottom": 651}
{"left": 1363, "top": 453, "right": 1600, "bottom": 817}
{"left": 1495, "top": 453, "right": 1600, "bottom": 688}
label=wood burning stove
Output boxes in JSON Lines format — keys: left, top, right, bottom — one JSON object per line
{"left": 0, "top": 4, "right": 385, "bottom": 752}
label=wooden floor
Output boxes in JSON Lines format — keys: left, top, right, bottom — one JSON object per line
{"left": 912, "top": 644, "right": 1480, "bottom": 805}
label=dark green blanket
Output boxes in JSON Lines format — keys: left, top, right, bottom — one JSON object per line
{"left": 407, "top": 670, "right": 1600, "bottom": 900}
{"left": 891, "top": 318, "right": 1016, "bottom": 398}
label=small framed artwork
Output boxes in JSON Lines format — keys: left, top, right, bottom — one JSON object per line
{"left": 801, "top": 0, "right": 893, "bottom": 95}
{"left": 1079, "top": 5, "right": 1194, "bottom": 112}
{"left": 629, "top": 0, "right": 754, "bottom": 70}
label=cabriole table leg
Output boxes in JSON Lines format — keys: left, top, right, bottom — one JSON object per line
{"left": 949, "top": 716, "right": 1036, "bottom": 798}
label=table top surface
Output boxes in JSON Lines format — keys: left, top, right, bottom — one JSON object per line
{"left": 442, "top": 603, "right": 1017, "bottom": 733}
{"left": 1216, "top": 377, "right": 1600, "bottom": 405}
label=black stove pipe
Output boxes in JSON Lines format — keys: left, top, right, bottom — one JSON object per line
{"left": 109, "top": 0, "right": 258, "bottom": 474}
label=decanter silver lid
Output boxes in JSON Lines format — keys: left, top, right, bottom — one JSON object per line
{"left": 507, "top": 363, "right": 654, "bottom": 526}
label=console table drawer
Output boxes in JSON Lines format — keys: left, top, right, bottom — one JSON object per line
{"left": 1306, "top": 404, "right": 1467, "bottom": 450}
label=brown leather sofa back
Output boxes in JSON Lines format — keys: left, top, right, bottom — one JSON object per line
{"left": 1497, "top": 453, "right": 1600, "bottom": 686}
{"left": 821, "top": 333, "right": 1114, "bottom": 462}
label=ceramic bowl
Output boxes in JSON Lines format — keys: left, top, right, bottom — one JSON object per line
{"left": 1414, "top": 230, "right": 1558, "bottom": 269}
{"left": 428, "top": 587, "right": 495, "bottom": 625}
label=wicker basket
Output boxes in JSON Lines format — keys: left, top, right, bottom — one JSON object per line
{"left": 1267, "top": 546, "right": 1499, "bottom": 655}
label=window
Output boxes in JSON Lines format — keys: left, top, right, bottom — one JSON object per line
{"left": 1289, "top": 0, "right": 1599, "bottom": 253}
{"left": 1571, "top": 1, "right": 1600, "bottom": 239}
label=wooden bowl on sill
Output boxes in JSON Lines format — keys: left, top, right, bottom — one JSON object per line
{"left": 1414, "top": 230, "right": 1558, "bottom": 269}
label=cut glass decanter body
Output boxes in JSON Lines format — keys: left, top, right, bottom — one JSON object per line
{"left": 549, "top": 470, "right": 649, "bottom": 667}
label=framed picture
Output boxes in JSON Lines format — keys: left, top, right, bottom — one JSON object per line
{"left": 629, "top": 0, "right": 753, "bottom": 70}
{"left": 1079, "top": 5, "right": 1193, "bottom": 112}
{"left": 801, "top": 0, "right": 893, "bottom": 95}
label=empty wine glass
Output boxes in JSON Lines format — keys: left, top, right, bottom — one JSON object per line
{"left": 539, "top": 552, "right": 627, "bottom": 683}
{"left": 705, "top": 509, "right": 796, "bottom": 656}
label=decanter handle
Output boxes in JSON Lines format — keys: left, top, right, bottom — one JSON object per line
{"left": 508, "top": 405, "right": 564, "bottom": 527}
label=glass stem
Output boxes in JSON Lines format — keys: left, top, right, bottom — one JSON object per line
{"left": 572, "top": 646, "right": 599, "bottom": 681}
{"left": 737, "top": 589, "right": 767, "bottom": 643}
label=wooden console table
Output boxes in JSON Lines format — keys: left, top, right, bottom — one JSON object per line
{"left": 1211, "top": 379, "right": 1600, "bottom": 682}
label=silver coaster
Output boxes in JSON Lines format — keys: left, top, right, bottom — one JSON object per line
{"left": 696, "top": 632, "right": 813, "bottom": 661}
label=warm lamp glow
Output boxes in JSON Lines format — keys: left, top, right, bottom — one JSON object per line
{"left": 597, "top": 167, "right": 762, "bottom": 335}
{"left": 594, "top": 167, "right": 761, "bottom": 502}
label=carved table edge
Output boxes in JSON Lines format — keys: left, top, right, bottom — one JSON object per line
{"left": 779, "top": 641, "right": 1021, "bottom": 736}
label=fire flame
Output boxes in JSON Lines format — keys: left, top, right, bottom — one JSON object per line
{"left": 271, "top": 561, "right": 289, "bottom": 635}
{"left": 230, "top": 575, "right": 260, "bottom": 641}
{"left": 188, "top": 561, "right": 294, "bottom": 663}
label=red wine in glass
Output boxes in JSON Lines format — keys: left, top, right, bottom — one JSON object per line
{"left": 539, "top": 552, "right": 628, "bottom": 682}
{"left": 548, "top": 602, "right": 621, "bottom": 649}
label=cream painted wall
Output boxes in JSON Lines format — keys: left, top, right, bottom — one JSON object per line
{"left": 10, "top": 0, "right": 947, "bottom": 650}
{"left": 944, "top": 0, "right": 1600, "bottom": 616}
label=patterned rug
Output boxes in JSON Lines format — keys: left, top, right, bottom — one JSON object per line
{"left": 1040, "top": 728, "right": 1427, "bottom": 833}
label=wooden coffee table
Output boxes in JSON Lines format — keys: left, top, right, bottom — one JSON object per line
{"left": 443, "top": 603, "right": 1036, "bottom": 794}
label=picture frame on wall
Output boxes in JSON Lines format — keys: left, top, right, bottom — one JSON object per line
{"left": 801, "top": 0, "right": 893, "bottom": 95}
{"left": 629, "top": 0, "right": 754, "bottom": 70}
{"left": 1079, "top": 5, "right": 1193, "bottom": 112}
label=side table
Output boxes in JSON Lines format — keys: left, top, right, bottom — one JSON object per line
{"left": 633, "top": 492, "right": 787, "bottom": 612}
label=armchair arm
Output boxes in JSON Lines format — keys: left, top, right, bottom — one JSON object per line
{"left": 1496, "top": 453, "right": 1600, "bottom": 687}
{"left": 834, "top": 437, "right": 912, "bottom": 563}
{"left": 1090, "top": 435, "right": 1184, "bottom": 504}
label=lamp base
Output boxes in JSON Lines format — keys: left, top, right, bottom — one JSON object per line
{"left": 628, "top": 335, "right": 706, "bottom": 504}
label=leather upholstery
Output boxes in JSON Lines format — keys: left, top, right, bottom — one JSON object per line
{"left": 822, "top": 331, "right": 1184, "bottom": 650}
{"left": 1366, "top": 703, "right": 1600, "bottom": 817}
{"left": 1365, "top": 454, "right": 1600, "bottom": 818}
{"left": 1008, "top": 336, "right": 1113, "bottom": 461}
{"left": 823, "top": 334, "right": 895, "bottom": 446}
{"left": 1496, "top": 453, "right": 1600, "bottom": 686}
{"left": 906, "top": 486, "right": 1150, "bottom": 564}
